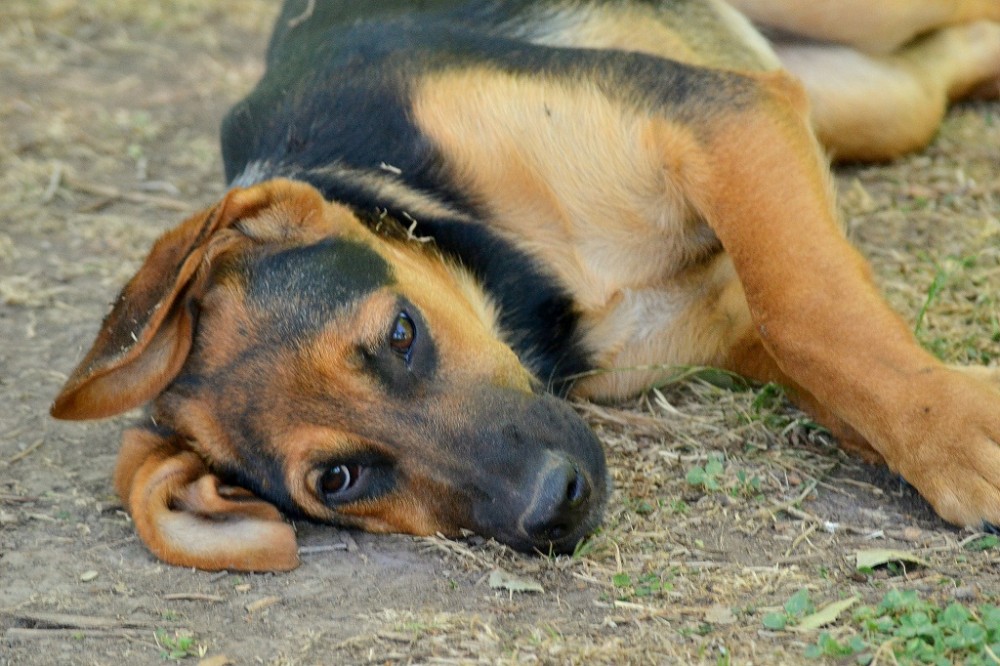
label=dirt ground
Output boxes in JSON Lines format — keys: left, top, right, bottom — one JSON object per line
{"left": 2, "top": 2, "right": 999, "bottom": 664}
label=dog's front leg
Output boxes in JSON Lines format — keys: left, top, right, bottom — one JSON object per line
{"left": 693, "top": 70, "right": 1000, "bottom": 529}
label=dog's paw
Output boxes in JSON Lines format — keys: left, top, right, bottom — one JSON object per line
{"left": 887, "top": 369, "right": 1000, "bottom": 529}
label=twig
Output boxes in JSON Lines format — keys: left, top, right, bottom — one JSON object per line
{"left": 5, "top": 628, "right": 143, "bottom": 641}
{"left": 244, "top": 596, "right": 281, "bottom": 613}
{"left": 758, "top": 479, "right": 818, "bottom": 519}
{"left": 869, "top": 636, "right": 900, "bottom": 666}
{"left": 606, "top": 600, "right": 732, "bottom": 623}
{"left": 64, "top": 175, "right": 191, "bottom": 212}
{"left": 162, "top": 593, "right": 225, "bottom": 603}
{"left": 775, "top": 552, "right": 827, "bottom": 565}
{"left": 41, "top": 163, "right": 63, "bottom": 203}
{"left": 784, "top": 522, "right": 819, "bottom": 559}
{"left": 5, "top": 438, "right": 44, "bottom": 465}
{"left": 957, "top": 531, "right": 997, "bottom": 548}
{"left": 5, "top": 611, "right": 163, "bottom": 630}
{"left": 571, "top": 571, "right": 614, "bottom": 588}
{"left": 417, "top": 534, "right": 495, "bottom": 568}
{"left": 0, "top": 494, "right": 38, "bottom": 504}
{"left": 783, "top": 505, "right": 879, "bottom": 537}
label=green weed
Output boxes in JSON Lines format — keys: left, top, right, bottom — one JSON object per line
{"left": 797, "top": 589, "right": 1000, "bottom": 665}
{"left": 762, "top": 588, "right": 814, "bottom": 631}
{"left": 685, "top": 454, "right": 762, "bottom": 499}
{"left": 611, "top": 571, "right": 673, "bottom": 600}
{"left": 154, "top": 629, "right": 205, "bottom": 661}
{"left": 686, "top": 452, "right": 725, "bottom": 492}
{"left": 964, "top": 535, "right": 999, "bottom": 552}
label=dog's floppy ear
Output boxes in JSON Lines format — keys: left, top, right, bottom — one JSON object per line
{"left": 115, "top": 426, "right": 300, "bottom": 571}
{"left": 50, "top": 183, "right": 292, "bottom": 420}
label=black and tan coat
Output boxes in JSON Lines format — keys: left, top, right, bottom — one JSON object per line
{"left": 53, "top": 0, "right": 1000, "bottom": 571}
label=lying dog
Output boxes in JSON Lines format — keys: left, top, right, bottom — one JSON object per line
{"left": 52, "top": 0, "right": 1000, "bottom": 571}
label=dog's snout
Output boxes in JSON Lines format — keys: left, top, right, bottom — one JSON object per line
{"left": 522, "top": 455, "right": 593, "bottom": 548}
{"left": 460, "top": 391, "right": 608, "bottom": 553}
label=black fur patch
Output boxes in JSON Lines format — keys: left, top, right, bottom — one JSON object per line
{"left": 242, "top": 239, "right": 392, "bottom": 342}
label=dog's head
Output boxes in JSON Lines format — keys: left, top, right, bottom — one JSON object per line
{"left": 52, "top": 179, "right": 608, "bottom": 571}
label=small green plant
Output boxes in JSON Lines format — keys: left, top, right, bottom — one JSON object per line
{"left": 731, "top": 469, "right": 763, "bottom": 498}
{"left": 746, "top": 383, "right": 827, "bottom": 435}
{"left": 154, "top": 629, "right": 205, "bottom": 661}
{"left": 800, "top": 589, "right": 1000, "bottom": 665}
{"left": 686, "top": 454, "right": 765, "bottom": 499}
{"left": 686, "top": 453, "right": 725, "bottom": 492}
{"left": 749, "top": 383, "right": 789, "bottom": 428}
{"left": 669, "top": 499, "right": 690, "bottom": 514}
{"left": 571, "top": 531, "right": 600, "bottom": 559}
{"left": 612, "top": 572, "right": 673, "bottom": 600}
{"left": 913, "top": 259, "right": 954, "bottom": 338}
{"left": 806, "top": 632, "right": 866, "bottom": 659}
{"left": 964, "top": 534, "right": 999, "bottom": 552}
{"left": 762, "top": 588, "right": 814, "bottom": 630}
{"left": 625, "top": 497, "right": 657, "bottom": 515}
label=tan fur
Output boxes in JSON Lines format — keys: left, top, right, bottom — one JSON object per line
{"left": 776, "top": 21, "right": 1000, "bottom": 160}
{"left": 114, "top": 428, "right": 299, "bottom": 572}
{"left": 408, "top": 12, "right": 1000, "bottom": 533}
{"left": 372, "top": 240, "right": 534, "bottom": 392}
{"left": 728, "top": 0, "right": 1000, "bottom": 53}
{"left": 516, "top": 0, "right": 781, "bottom": 71}
{"left": 52, "top": 1, "right": 1000, "bottom": 571}
{"left": 411, "top": 70, "right": 737, "bottom": 394}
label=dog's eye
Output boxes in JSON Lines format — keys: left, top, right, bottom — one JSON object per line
{"left": 319, "top": 463, "right": 362, "bottom": 499}
{"left": 389, "top": 311, "right": 416, "bottom": 357}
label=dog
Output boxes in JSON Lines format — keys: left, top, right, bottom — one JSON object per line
{"left": 51, "top": 0, "right": 1000, "bottom": 571}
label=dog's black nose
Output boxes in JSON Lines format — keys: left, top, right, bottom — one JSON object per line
{"left": 522, "top": 456, "right": 592, "bottom": 547}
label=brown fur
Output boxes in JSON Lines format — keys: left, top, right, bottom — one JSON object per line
{"left": 53, "top": 0, "right": 1000, "bottom": 571}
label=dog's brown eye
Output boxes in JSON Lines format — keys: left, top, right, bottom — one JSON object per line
{"left": 320, "top": 463, "right": 361, "bottom": 498}
{"left": 389, "top": 311, "right": 416, "bottom": 357}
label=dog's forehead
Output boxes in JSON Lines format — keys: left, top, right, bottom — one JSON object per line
{"left": 239, "top": 237, "right": 393, "bottom": 333}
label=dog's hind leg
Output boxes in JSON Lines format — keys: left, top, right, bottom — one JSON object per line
{"left": 729, "top": 0, "right": 1000, "bottom": 53}
{"left": 773, "top": 20, "right": 1000, "bottom": 161}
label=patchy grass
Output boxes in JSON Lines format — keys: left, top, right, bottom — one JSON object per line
{"left": 804, "top": 590, "right": 1000, "bottom": 665}
{"left": 154, "top": 629, "right": 206, "bottom": 661}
